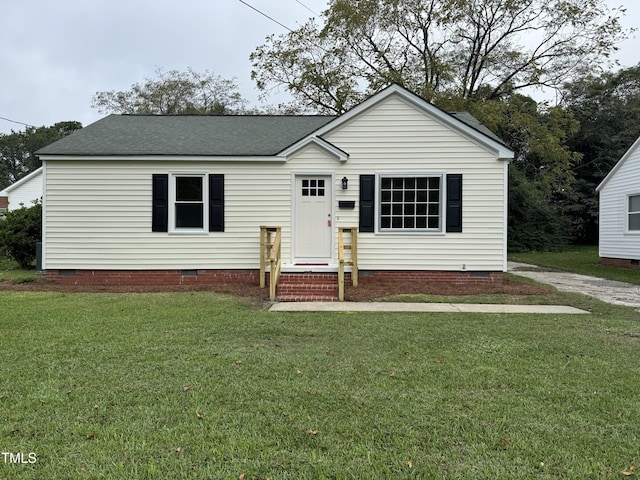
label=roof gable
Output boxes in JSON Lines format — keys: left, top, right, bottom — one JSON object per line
{"left": 278, "top": 136, "right": 349, "bottom": 161}
{"left": 596, "top": 135, "right": 640, "bottom": 192}
{"left": 297, "top": 84, "right": 513, "bottom": 160}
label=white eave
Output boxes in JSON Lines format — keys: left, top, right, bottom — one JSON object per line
{"left": 38, "top": 155, "right": 289, "bottom": 163}
{"left": 0, "top": 166, "right": 43, "bottom": 195}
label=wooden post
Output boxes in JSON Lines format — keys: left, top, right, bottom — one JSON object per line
{"left": 260, "top": 226, "right": 280, "bottom": 291}
{"left": 351, "top": 227, "right": 358, "bottom": 287}
{"left": 269, "top": 230, "right": 281, "bottom": 301}
{"left": 338, "top": 229, "right": 345, "bottom": 301}
{"left": 338, "top": 227, "right": 358, "bottom": 300}
{"left": 259, "top": 226, "right": 266, "bottom": 288}
{"left": 338, "top": 259, "right": 345, "bottom": 301}
{"left": 260, "top": 226, "right": 281, "bottom": 300}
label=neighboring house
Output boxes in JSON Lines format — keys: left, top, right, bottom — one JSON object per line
{"left": 0, "top": 167, "right": 43, "bottom": 214}
{"left": 36, "top": 84, "right": 514, "bottom": 297}
{"left": 596, "top": 135, "right": 640, "bottom": 268}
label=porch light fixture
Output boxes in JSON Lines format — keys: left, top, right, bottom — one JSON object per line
{"left": 342, "top": 176, "right": 349, "bottom": 189}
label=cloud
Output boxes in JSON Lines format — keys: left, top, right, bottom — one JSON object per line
{"left": 0, "top": 0, "right": 637, "bottom": 133}
{"left": 0, "top": 0, "right": 323, "bottom": 132}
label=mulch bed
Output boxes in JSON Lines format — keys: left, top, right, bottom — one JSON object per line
{"left": 0, "top": 275, "right": 552, "bottom": 303}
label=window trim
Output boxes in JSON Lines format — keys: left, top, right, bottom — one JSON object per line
{"left": 628, "top": 193, "right": 640, "bottom": 234}
{"left": 169, "top": 173, "right": 208, "bottom": 234}
{"left": 376, "top": 173, "right": 445, "bottom": 235}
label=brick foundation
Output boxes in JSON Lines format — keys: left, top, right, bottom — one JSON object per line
{"left": 46, "top": 269, "right": 260, "bottom": 286}
{"left": 601, "top": 257, "right": 640, "bottom": 269}
{"left": 364, "top": 270, "right": 503, "bottom": 284}
{"left": 45, "top": 269, "right": 502, "bottom": 286}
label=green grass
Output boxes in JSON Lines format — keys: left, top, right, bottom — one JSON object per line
{"left": 0, "top": 257, "right": 40, "bottom": 284}
{"left": 1, "top": 291, "right": 639, "bottom": 479}
{"left": 510, "top": 245, "right": 640, "bottom": 285}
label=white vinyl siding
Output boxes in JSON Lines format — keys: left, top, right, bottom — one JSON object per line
{"left": 43, "top": 93, "right": 507, "bottom": 272}
{"left": 291, "top": 95, "right": 506, "bottom": 271}
{"left": 599, "top": 139, "right": 640, "bottom": 260}
{"left": 44, "top": 161, "right": 295, "bottom": 270}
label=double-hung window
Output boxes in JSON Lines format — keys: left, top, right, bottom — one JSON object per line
{"left": 174, "top": 175, "right": 205, "bottom": 230}
{"left": 629, "top": 194, "right": 640, "bottom": 232}
{"left": 379, "top": 175, "right": 442, "bottom": 232}
{"left": 152, "top": 173, "right": 224, "bottom": 233}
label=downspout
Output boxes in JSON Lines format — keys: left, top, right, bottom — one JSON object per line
{"left": 41, "top": 160, "right": 47, "bottom": 271}
{"left": 503, "top": 161, "right": 509, "bottom": 272}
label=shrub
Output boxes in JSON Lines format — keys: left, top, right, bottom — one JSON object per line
{"left": 0, "top": 202, "right": 42, "bottom": 268}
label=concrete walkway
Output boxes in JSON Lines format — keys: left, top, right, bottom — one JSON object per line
{"left": 509, "top": 262, "right": 640, "bottom": 309}
{"left": 269, "top": 302, "right": 589, "bottom": 314}
{"left": 269, "top": 262, "right": 640, "bottom": 314}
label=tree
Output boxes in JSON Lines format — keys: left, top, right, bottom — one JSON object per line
{"left": 0, "top": 201, "right": 42, "bottom": 268}
{"left": 0, "top": 121, "right": 82, "bottom": 190}
{"left": 92, "top": 68, "right": 249, "bottom": 115}
{"left": 436, "top": 93, "right": 579, "bottom": 250}
{"left": 438, "top": 93, "right": 580, "bottom": 196}
{"left": 251, "top": 0, "right": 630, "bottom": 113}
{"left": 508, "top": 167, "right": 571, "bottom": 252}
{"left": 251, "top": 20, "right": 366, "bottom": 114}
{"left": 560, "top": 64, "right": 640, "bottom": 243}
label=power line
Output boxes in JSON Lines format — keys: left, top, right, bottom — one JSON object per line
{"left": 295, "top": 0, "right": 319, "bottom": 17}
{"left": 0, "top": 115, "right": 36, "bottom": 129}
{"left": 237, "top": 0, "right": 294, "bottom": 32}
{"left": 238, "top": 0, "right": 333, "bottom": 70}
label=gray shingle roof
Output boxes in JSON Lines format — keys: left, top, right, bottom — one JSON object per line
{"left": 37, "top": 114, "right": 336, "bottom": 156}
{"left": 450, "top": 112, "right": 505, "bottom": 145}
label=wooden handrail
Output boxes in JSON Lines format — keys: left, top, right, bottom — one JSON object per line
{"left": 269, "top": 231, "right": 282, "bottom": 301}
{"left": 338, "top": 227, "right": 358, "bottom": 301}
{"left": 259, "top": 226, "right": 282, "bottom": 301}
{"left": 270, "top": 232, "right": 281, "bottom": 262}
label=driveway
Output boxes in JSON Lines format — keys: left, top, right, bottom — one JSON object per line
{"left": 509, "top": 262, "right": 640, "bottom": 309}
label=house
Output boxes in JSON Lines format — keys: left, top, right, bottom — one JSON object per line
{"left": 0, "top": 167, "right": 43, "bottom": 214}
{"left": 36, "top": 84, "right": 514, "bottom": 299}
{"left": 596, "top": 135, "right": 640, "bottom": 268}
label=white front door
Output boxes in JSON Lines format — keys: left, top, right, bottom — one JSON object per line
{"left": 294, "top": 175, "right": 332, "bottom": 263}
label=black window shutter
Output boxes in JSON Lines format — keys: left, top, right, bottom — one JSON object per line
{"left": 446, "top": 174, "right": 463, "bottom": 233}
{"left": 209, "top": 174, "right": 224, "bottom": 232}
{"left": 359, "top": 175, "right": 375, "bottom": 233}
{"left": 152, "top": 174, "right": 168, "bottom": 232}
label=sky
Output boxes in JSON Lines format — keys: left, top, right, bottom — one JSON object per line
{"left": 1, "top": 0, "right": 638, "bottom": 135}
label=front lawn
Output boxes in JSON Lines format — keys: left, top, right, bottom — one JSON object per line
{"left": 1, "top": 291, "right": 639, "bottom": 479}
{"left": 510, "top": 245, "right": 640, "bottom": 285}
{"left": 0, "top": 256, "right": 40, "bottom": 284}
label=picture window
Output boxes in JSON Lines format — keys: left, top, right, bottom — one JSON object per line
{"left": 379, "top": 175, "right": 441, "bottom": 231}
